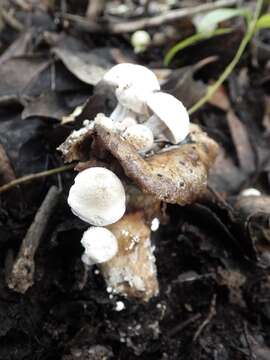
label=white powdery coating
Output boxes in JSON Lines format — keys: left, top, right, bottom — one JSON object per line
{"left": 81, "top": 227, "right": 118, "bottom": 265}
{"left": 68, "top": 167, "right": 126, "bottom": 226}
{"left": 151, "top": 218, "right": 160, "bottom": 232}
{"left": 146, "top": 92, "right": 190, "bottom": 144}
{"left": 123, "top": 124, "right": 154, "bottom": 152}
{"left": 115, "top": 301, "right": 125, "bottom": 311}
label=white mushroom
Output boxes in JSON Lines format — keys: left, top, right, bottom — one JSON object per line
{"left": 240, "top": 188, "right": 261, "bottom": 197}
{"left": 131, "top": 30, "right": 151, "bottom": 53}
{"left": 114, "top": 116, "right": 137, "bottom": 133}
{"left": 102, "top": 63, "right": 160, "bottom": 122}
{"left": 68, "top": 167, "right": 126, "bottom": 226}
{"left": 81, "top": 227, "right": 118, "bottom": 266}
{"left": 122, "top": 124, "right": 154, "bottom": 153}
{"left": 145, "top": 92, "right": 190, "bottom": 144}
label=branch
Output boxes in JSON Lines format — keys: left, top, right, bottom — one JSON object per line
{"left": 6, "top": 186, "right": 61, "bottom": 293}
{"left": 61, "top": 0, "right": 238, "bottom": 34}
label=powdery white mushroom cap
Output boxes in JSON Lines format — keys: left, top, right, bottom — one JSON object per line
{"left": 68, "top": 167, "right": 126, "bottom": 226}
{"left": 146, "top": 92, "right": 190, "bottom": 144}
{"left": 123, "top": 124, "right": 154, "bottom": 153}
{"left": 240, "top": 188, "right": 261, "bottom": 197}
{"left": 103, "top": 63, "right": 160, "bottom": 116}
{"left": 103, "top": 63, "right": 159, "bottom": 91}
{"left": 81, "top": 227, "right": 118, "bottom": 266}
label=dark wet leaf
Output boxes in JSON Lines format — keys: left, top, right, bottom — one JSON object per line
{"left": 0, "top": 56, "right": 50, "bottom": 99}
{"left": 52, "top": 47, "right": 112, "bottom": 86}
{"left": 209, "top": 146, "right": 246, "bottom": 194}
{"left": 227, "top": 110, "right": 256, "bottom": 174}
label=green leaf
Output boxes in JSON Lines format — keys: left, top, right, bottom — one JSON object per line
{"left": 164, "top": 28, "right": 231, "bottom": 66}
{"left": 196, "top": 7, "right": 251, "bottom": 33}
{"left": 256, "top": 14, "right": 270, "bottom": 30}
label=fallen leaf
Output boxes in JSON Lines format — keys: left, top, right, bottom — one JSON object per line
{"left": 52, "top": 47, "right": 112, "bottom": 86}
{"left": 227, "top": 110, "right": 256, "bottom": 174}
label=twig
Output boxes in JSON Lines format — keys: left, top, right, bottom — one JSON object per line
{"left": 109, "top": 0, "right": 238, "bottom": 33}
{"left": 86, "top": 0, "right": 105, "bottom": 20}
{"left": 6, "top": 186, "right": 61, "bottom": 293}
{"left": 193, "top": 294, "right": 217, "bottom": 342}
{"left": 1, "top": 8, "right": 24, "bottom": 31}
{"left": 168, "top": 313, "right": 202, "bottom": 337}
{"left": 0, "top": 164, "right": 74, "bottom": 194}
{"left": 61, "top": 0, "right": 238, "bottom": 34}
{"left": 243, "top": 321, "right": 255, "bottom": 360}
{"left": 0, "top": 144, "right": 16, "bottom": 184}
{"left": 188, "top": 0, "right": 264, "bottom": 115}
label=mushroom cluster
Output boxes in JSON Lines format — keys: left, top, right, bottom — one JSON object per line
{"left": 59, "top": 63, "right": 219, "bottom": 301}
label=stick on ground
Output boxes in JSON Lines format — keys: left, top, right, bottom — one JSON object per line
{"left": 6, "top": 186, "right": 61, "bottom": 293}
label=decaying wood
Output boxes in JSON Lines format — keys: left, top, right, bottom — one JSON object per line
{"left": 6, "top": 186, "right": 61, "bottom": 293}
{"left": 101, "top": 212, "right": 159, "bottom": 301}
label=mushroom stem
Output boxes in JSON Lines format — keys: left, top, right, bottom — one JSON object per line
{"left": 110, "top": 103, "right": 128, "bottom": 122}
{"left": 100, "top": 212, "right": 159, "bottom": 301}
{"left": 144, "top": 115, "right": 167, "bottom": 141}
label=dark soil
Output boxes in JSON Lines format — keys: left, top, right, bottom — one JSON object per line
{"left": 0, "top": 1, "right": 270, "bottom": 359}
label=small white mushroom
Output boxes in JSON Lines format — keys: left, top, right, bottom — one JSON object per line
{"left": 122, "top": 124, "right": 154, "bottom": 153}
{"left": 240, "top": 188, "right": 261, "bottom": 197}
{"left": 145, "top": 92, "right": 190, "bottom": 144}
{"left": 81, "top": 227, "right": 118, "bottom": 266}
{"left": 131, "top": 30, "right": 151, "bottom": 53}
{"left": 102, "top": 63, "right": 160, "bottom": 122}
{"left": 68, "top": 167, "right": 126, "bottom": 226}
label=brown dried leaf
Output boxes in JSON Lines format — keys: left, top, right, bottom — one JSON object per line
{"left": 52, "top": 47, "right": 111, "bottom": 86}
{"left": 227, "top": 110, "right": 255, "bottom": 174}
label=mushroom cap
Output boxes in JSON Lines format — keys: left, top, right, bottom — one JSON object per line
{"left": 123, "top": 124, "right": 154, "bottom": 153}
{"left": 146, "top": 92, "right": 190, "bottom": 144}
{"left": 131, "top": 30, "right": 151, "bottom": 53}
{"left": 81, "top": 227, "right": 118, "bottom": 265}
{"left": 103, "top": 63, "right": 160, "bottom": 115}
{"left": 103, "top": 63, "right": 159, "bottom": 90}
{"left": 68, "top": 167, "right": 126, "bottom": 226}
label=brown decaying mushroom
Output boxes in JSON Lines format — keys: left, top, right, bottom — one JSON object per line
{"left": 95, "top": 121, "right": 218, "bottom": 205}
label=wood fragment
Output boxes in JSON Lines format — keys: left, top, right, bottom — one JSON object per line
{"left": 6, "top": 186, "right": 61, "bottom": 293}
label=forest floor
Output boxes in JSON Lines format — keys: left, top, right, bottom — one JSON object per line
{"left": 0, "top": 0, "right": 270, "bottom": 359}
